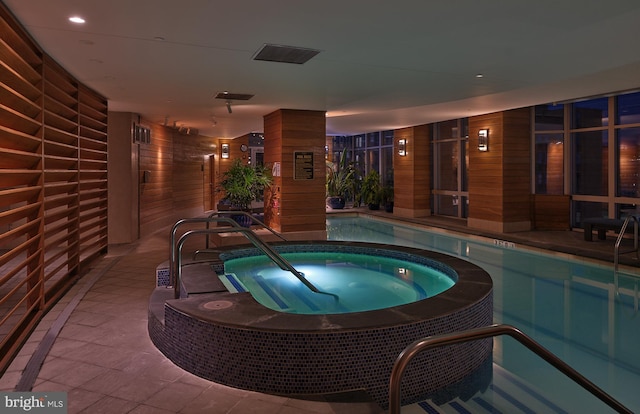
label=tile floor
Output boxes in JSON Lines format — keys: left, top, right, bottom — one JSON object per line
{"left": 1, "top": 212, "right": 638, "bottom": 414}
{"left": 0, "top": 229, "right": 379, "bottom": 414}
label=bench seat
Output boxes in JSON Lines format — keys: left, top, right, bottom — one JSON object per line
{"left": 582, "top": 217, "right": 625, "bottom": 241}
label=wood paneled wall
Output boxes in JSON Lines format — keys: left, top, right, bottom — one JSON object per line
{"left": 0, "top": 2, "right": 107, "bottom": 374}
{"left": 263, "top": 109, "right": 326, "bottom": 237}
{"left": 468, "top": 108, "right": 531, "bottom": 232}
{"left": 393, "top": 125, "right": 431, "bottom": 218}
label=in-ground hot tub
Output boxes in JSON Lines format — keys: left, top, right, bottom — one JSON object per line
{"left": 148, "top": 241, "right": 493, "bottom": 407}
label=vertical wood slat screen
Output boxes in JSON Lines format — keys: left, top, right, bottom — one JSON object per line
{"left": 0, "top": 5, "right": 108, "bottom": 374}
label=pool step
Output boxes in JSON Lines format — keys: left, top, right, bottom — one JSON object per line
{"left": 405, "top": 364, "right": 569, "bottom": 414}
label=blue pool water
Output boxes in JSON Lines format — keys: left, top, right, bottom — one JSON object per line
{"left": 223, "top": 251, "right": 455, "bottom": 314}
{"left": 327, "top": 216, "right": 640, "bottom": 412}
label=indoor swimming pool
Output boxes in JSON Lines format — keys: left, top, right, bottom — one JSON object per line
{"left": 327, "top": 216, "right": 640, "bottom": 413}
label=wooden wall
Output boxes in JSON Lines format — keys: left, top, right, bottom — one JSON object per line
{"left": 468, "top": 108, "right": 531, "bottom": 232}
{"left": 0, "top": 3, "right": 107, "bottom": 374}
{"left": 263, "top": 109, "right": 326, "bottom": 238}
{"left": 393, "top": 125, "right": 431, "bottom": 218}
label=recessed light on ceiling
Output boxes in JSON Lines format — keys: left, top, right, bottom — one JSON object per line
{"left": 476, "top": 73, "right": 484, "bottom": 78}
{"left": 253, "top": 43, "right": 320, "bottom": 64}
{"left": 69, "top": 16, "right": 86, "bottom": 24}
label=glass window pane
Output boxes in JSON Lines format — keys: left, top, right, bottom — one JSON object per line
{"left": 381, "top": 147, "right": 394, "bottom": 185}
{"left": 435, "top": 194, "right": 458, "bottom": 217}
{"left": 535, "top": 104, "right": 564, "bottom": 131}
{"left": 354, "top": 134, "right": 365, "bottom": 148}
{"left": 436, "top": 120, "right": 459, "bottom": 140}
{"left": 573, "top": 200, "right": 607, "bottom": 227}
{"left": 436, "top": 141, "right": 458, "bottom": 191}
{"left": 535, "top": 134, "right": 564, "bottom": 194}
{"left": 616, "top": 91, "right": 640, "bottom": 125}
{"left": 382, "top": 130, "right": 394, "bottom": 146}
{"left": 462, "top": 139, "right": 468, "bottom": 191}
{"left": 572, "top": 131, "right": 608, "bottom": 196}
{"left": 572, "top": 97, "right": 609, "bottom": 129}
{"left": 366, "top": 132, "right": 379, "bottom": 147}
{"left": 617, "top": 127, "right": 640, "bottom": 198}
{"left": 366, "top": 149, "right": 380, "bottom": 174}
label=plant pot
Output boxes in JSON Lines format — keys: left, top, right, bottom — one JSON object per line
{"left": 327, "top": 196, "right": 346, "bottom": 209}
{"left": 368, "top": 203, "right": 380, "bottom": 210}
{"left": 384, "top": 202, "right": 394, "bottom": 213}
{"left": 231, "top": 213, "right": 253, "bottom": 228}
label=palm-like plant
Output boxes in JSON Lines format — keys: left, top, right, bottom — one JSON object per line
{"left": 326, "top": 150, "right": 357, "bottom": 208}
{"left": 218, "top": 159, "right": 272, "bottom": 211}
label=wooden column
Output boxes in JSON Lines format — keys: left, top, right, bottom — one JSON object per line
{"left": 263, "top": 109, "right": 326, "bottom": 239}
{"left": 468, "top": 108, "right": 531, "bottom": 232}
{"left": 393, "top": 125, "right": 431, "bottom": 218}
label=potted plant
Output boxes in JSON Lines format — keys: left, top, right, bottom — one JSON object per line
{"left": 326, "top": 150, "right": 356, "bottom": 209}
{"left": 218, "top": 159, "right": 272, "bottom": 225}
{"left": 360, "top": 169, "right": 382, "bottom": 210}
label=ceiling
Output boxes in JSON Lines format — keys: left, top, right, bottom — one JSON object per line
{"left": 4, "top": 0, "right": 640, "bottom": 139}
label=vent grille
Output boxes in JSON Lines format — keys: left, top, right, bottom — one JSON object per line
{"left": 214, "top": 92, "right": 254, "bottom": 101}
{"left": 253, "top": 44, "right": 320, "bottom": 64}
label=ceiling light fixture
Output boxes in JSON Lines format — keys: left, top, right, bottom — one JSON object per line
{"left": 69, "top": 16, "right": 85, "bottom": 24}
{"left": 226, "top": 101, "right": 232, "bottom": 114}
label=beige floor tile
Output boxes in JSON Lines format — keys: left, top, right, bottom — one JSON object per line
{"left": 48, "top": 361, "right": 108, "bottom": 388}
{"left": 78, "top": 395, "right": 139, "bottom": 414}
{"left": 143, "top": 381, "right": 208, "bottom": 412}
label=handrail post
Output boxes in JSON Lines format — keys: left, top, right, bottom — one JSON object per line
{"left": 388, "top": 324, "right": 632, "bottom": 414}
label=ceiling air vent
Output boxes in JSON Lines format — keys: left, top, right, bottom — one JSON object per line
{"left": 253, "top": 43, "right": 320, "bottom": 64}
{"left": 214, "top": 92, "right": 254, "bottom": 100}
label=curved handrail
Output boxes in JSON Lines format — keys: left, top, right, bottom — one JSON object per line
{"left": 173, "top": 227, "right": 339, "bottom": 302}
{"left": 388, "top": 324, "right": 632, "bottom": 414}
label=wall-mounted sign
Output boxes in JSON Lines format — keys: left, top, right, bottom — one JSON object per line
{"left": 294, "top": 151, "right": 314, "bottom": 180}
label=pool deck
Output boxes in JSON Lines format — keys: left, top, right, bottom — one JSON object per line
{"left": 1, "top": 209, "right": 638, "bottom": 414}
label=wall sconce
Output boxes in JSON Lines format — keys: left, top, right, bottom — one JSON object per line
{"left": 478, "top": 129, "right": 489, "bottom": 151}
{"left": 398, "top": 139, "right": 406, "bottom": 156}
{"left": 221, "top": 143, "right": 230, "bottom": 159}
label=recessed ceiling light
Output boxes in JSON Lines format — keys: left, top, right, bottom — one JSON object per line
{"left": 475, "top": 73, "right": 484, "bottom": 78}
{"left": 69, "top": 16, "right": 86, "bottom": 24}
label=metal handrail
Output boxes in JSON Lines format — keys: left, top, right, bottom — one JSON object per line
{"left": 614, "top": 214, "right": 639, "bottom": 272}
{"left": 207, "top": 211, "right": 288, "bottom": 246}
{"left": 173, "top": 227, "right": 339, "bottom": 302}
{"left": 169, "top": 216, "right": 241, "bottom": 287}
{"left": 388, "top": 324, "right": 632, "bottom": 414}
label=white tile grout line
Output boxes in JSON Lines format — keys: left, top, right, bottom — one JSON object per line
{"left": 14, "top": 247, "right": 134, "bottom": 391}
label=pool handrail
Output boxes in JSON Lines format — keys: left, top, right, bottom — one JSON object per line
{"left": 388, "top": 323, "right": 632, "bottom": 414}
{"left": 170, "top": 216, "right": 241, "bottom": 286}
{"left": 614, "top": 214, "right": 639, "bottom": 272}
{"left": 173, "top": 227, "right": 339, "bottom": 302}
{"left": 207, "top": 211, "right": 288, "bottom": 246}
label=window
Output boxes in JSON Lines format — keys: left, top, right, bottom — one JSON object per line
{"left": 534, "top": 133, "right": 564, "bottom": 194}
{"left": 616, "top": 127, "right": 640, "bottom": 198}
{"left": 432, "top": 118, "right": 468, "bottom": 218}
{"left": 572, "top": 97, "right": 609, "bottom": 129}
{"left": 572, "top": 130, "right": 608, "bottom": 196}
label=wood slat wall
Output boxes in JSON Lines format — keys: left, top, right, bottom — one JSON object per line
{"left": 263, "top": 109, "right": 326, "bottom": 235}
{"left": 0, "top": 3, "right": 108, "bottom": 375}
{"left": 393, "top": 125, "right": 430, "bottom": 217}
{"left": 468, "top": 108, "right": 531, "bottom": 232}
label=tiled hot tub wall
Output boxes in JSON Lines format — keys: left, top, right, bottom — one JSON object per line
{"left": 148, "top": 242, "right": 493, "bottom": 408}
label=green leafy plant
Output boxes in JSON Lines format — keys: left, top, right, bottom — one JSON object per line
{"left": 326, "top": 150, "right": 357, "bottom": 208}
{"left": 360, "top": 169, "right": 382, "bottom": 208}
{"left": 218, "top": 159, "right": 272, "bottom": 211}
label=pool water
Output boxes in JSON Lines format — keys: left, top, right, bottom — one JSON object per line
{"left": 223, "top": 251, "right": 455, "bottom": 314}
{"left": 326, "top": 216, "right": 640, "bottom": 412}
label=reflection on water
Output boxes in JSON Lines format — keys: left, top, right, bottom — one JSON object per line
{"left": 327, "top": 216, "right": 640, "bottom": 412}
